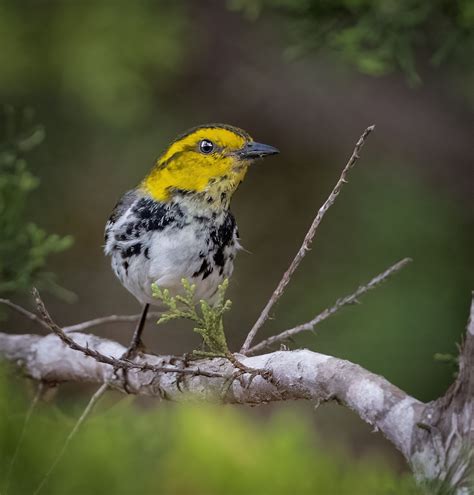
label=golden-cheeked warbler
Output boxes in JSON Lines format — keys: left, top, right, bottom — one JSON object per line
{"left": 104, "top": 123, "right": 278, "bottom": 354}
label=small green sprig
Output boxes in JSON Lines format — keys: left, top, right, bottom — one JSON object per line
{"left": 151, "top": 278, "right": 232, "bottom": 357}
{"left": 434, "top": 352, "right": 459, "bottom": 379}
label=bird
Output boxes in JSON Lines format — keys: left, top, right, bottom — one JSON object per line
{"left": 104, "top": 123, "right": 279, "bottom": 356}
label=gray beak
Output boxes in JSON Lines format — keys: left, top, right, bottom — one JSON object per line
{"left": 238, "top": 141, "right": 280, "bottom": 160}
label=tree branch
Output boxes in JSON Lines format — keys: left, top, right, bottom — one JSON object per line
{"left": 63, "top": 312, "right": 161, "bottom": 333}
{"left": 0, "top": 330, "right": 423, "bottom": 461}
{"left": 31, "top": 289, "right": 224, "bottom": 379}
{"left": 1, "top": 119, "right": 470, "bottom": 493}
{"left": 241, "top": 125, "right": 375, "bottom": 353}
{"left": 248, "top": 257, "right": 411, "bottom": 355}
{"left": 0, "top": 297, "right": 160, "bottom": 334}
{"left": 0, "top": 298, "right": 50, "bottom": 331}
{"left": 1, "top": 293, "right": 472, "bottom": 491}
{"left": 408, "top": 293, "right": 474, "bottom": 491}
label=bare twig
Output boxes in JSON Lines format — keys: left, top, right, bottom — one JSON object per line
{"left": 32, "top": 383, "right": 108, "bottom": 495}
{"left": 0, "top": 297, "right": 160, "bottom": 334}
{"left": 32, "top": 288, "right": 223, "bottom": 379}
{"left": 3, "top": 382, "right": 44, "bottom": 495}
{"left": 0, "top": 298, "right": 50, "bottom": 331}
{"left": 247, "top": 258, "right": 412, "bottom": 355}
{"left": 63, "top": 312, "right": 161, "bottom": 333}
{"left": 2, "top": 292, "right": 473, "bottom": 490}
{"left": 240, "top": 125, "right": 375, "bottom": 353}
{"left": 0, "top": 328, "right": 424, "bottom": 464}
{"left": 33, "top": 309, "right": 164, "bottom": 492}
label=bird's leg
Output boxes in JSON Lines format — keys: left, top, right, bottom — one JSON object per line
{"left": 114, "top": 303, "right": 150, "bottom": 393}
{"left": 123, "top": 303, "right": 149, "bottom": 360}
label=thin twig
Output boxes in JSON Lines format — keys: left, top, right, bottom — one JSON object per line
{"left": 32, "top": 288, "right": 223, "bottom": 379}
{"left": 3, "top": 382, "right": 44, "bottom": 495}
{"left": 0, "top": 298, "right": 50, "bottom": 331}
{"left": 0, "top": 297, "right": 160, "bottom": 334}
{"left": 32, "top": 310, "right": 162, "bottom": 493}
{"left": 32, "top": 383, "right": 108, "bottom": 495}
{"left": 63, "top": 312, "right": 161, "bottom": 333}
{"left": 247, "top": 257, "right": 411, "bottom": 355}
{"left": 240, "top": 125, "right": 375, "bottom": 353}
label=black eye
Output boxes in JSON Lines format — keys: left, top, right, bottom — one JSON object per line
{"left": 199, "top": 139, "right": 214, "bottom": 154}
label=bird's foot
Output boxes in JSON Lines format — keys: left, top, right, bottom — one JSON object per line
{"left": 123, "top": 337, "right": 147, "bottom": 361}
{"left": 114, "top": 338, "right": 150, "bottom": 394}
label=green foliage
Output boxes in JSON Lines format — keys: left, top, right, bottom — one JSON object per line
{"left": 0, "top": 0, "right": 186, "bottom": 127}
{"left": 0, "top": 368, "right": 420, "bottom": 495}
{"left": 1, "top": 0, "right": 471, "bottom": 118}
{"left": 229, "top": 0, "right": 474, "bottom": 85}
{"left": 434, "top": 352, "right": 459, "bottom": 378}
{"left": 0, "top": 107, "right": 73, "bottom": 300}
{"left": 152, "top": 278, "right": 232, "bottom": 356}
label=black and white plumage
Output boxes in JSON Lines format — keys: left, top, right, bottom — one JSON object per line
{"left": 104, "top": 190, "right": 239, "bottom": 306}
{"left": 103, "top": 124, "right": 278, "bottom": 354}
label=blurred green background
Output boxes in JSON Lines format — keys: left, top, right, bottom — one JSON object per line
{"left": 1, "top": 0, "right": 473, "bottom": 493}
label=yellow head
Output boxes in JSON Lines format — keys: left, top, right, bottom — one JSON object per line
{"left": 141, "top": 124, "right": 278, "bottom": 207}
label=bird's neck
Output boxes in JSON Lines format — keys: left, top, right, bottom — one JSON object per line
{"left": 169, "top": 188, "right": 232, "bottom": 216}
{"left": 140, "top": 166, "right": 247, "bottom": 212}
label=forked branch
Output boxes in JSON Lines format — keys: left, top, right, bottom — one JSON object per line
{"left": 241, "top": 125, "right": 375, "bottom": 353}
{"left": 1, "top": 122, "right": 471, "bottom": 493}
{"left": 248, "top": 257, "right": 411, "bottom": 354}
{"left": 31, "top": 288, "right": 224, "bottom": 379}
{"left": 1, "top": 294, "right": 473, "bottom": 492}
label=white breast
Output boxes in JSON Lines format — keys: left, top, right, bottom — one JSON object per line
{"left": 105, "top": 196, "right": 239, "bottom": 307}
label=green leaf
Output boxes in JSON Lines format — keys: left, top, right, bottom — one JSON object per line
{"left": 152, "top": 278, "right": 232, "bottom": 355}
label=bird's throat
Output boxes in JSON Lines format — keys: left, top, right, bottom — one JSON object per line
{"left": 141, "top": 163, "right": 248, "bottom": 210}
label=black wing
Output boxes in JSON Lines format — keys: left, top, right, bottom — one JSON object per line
{"left": 104, "top": 189, "right": 138, "bottom": 243}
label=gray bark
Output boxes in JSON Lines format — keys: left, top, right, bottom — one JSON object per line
{"left": 1, "top": 305, "right": 473, "bottom": 494}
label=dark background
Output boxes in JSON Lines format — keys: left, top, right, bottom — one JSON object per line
{"left": 1, "top": 0, "right": 473, "bottom": 492}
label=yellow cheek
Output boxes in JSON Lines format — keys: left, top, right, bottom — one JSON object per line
{"left": 142, "top": 155, "right": 245, "bottom": 201}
